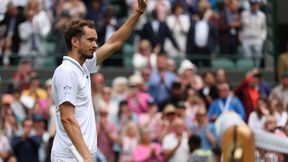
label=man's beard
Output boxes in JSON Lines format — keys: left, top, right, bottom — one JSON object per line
{"left": 79, "top": 49, "right": 94, "bottom": 59}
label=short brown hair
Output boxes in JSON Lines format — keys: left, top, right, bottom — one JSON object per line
{"left": 64, "top": 19, "right": 96, "bottom": 50}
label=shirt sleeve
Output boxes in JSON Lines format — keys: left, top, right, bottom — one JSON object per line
{"left": 54, "top": 67, "right": 78, "bottom": 107}
{"left": 85, "top": 52, "right": 97, "bottom": 74}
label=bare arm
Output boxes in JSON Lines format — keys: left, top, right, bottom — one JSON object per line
{"left": 96, "top": 0, "right": 147, "bottom": 64}
{"left": 60, "top": 102, "right": 93, "bottom": 161}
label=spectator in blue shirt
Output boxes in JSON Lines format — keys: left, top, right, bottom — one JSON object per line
{"left": 191, "top": 106, "right": 217, "bottom": 150}
{"left": 148, "top": 54, "right": 176, "bottom": 111}
{"left": 208, "top": 82, "right": 246, "bottom": 121}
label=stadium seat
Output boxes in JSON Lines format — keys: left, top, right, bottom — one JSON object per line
{"left": 212, "top": 58, "right": 235, "bottom": 69}
{"left": 236, "top": 58, "right": 254, "bottom": 70}
{"left": 45, "top": 42, "right": 56, "bottom": 56}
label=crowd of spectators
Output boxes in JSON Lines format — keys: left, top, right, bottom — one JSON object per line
{"left": 1, "top": 55, "right": 288, "bottom": 162}
{"left": 0, "top": 0, "right": 288, "bottom": 162}
{"left": 0, "top": 0, "right": 269, "bottom": 67}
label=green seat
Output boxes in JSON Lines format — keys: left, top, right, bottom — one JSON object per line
{"left": 45, "top": 42, "right": 56, "bottom": 56}
{"left": 212, "top": 58, "right": 235, "bottom": 69}
{"left": 43, "top": 56, "right": 55, "bottom": 67}
{"left": 123, "top": 43, "right": 135, "bottom": 68}
{"left": 236, "top": 58, "right": 254, "bottom": 70}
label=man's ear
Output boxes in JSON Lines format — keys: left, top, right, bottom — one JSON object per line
{"left": 71, "top": 37, "right": 79, "bottom": 49}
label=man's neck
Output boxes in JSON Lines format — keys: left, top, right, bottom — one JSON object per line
{"left": 68, "top": 51, "right": 85, "bottom": 65}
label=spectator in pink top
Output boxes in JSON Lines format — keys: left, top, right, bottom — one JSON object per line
{"left": 127, "top": 75, "right": 151, "bottom": 114}
{"left": 132, "top": 127, "right": 163, "bottom": 162}
{"left": 97, "top": 107, "right": 119, "bottom": 162}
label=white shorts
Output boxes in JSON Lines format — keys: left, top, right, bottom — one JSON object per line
{"left": 51, "top": 152, "right": 97, "bottom": 162}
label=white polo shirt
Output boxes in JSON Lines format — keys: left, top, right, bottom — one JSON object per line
{"left": 51, "top": 53, "right": 97, "bottom": 158}
{"left": 162, "top": 132, "right": 190, "bottom": 162}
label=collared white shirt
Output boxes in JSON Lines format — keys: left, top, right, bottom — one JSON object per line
{"left": 51, "top": 53, "right": 97, "bottom": 158}
{"left": 162, "top": 132, "right": 190, "bottom": 162}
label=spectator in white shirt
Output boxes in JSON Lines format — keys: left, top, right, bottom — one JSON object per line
{"left": 240, "top": 0, "right": 267, "bottom": 67}
{"left": 162, "top": 118, "right": 190, "bottom": 162}
{"left": 248, "top": 98, "right": 269, "bottom": 130}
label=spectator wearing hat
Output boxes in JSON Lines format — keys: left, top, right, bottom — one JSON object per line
{"left": 127, "top": 75, "right": 151, "bottom": 114}
{"left": 178, "top": 59, "right": 203, "bottom": 91}
{"left": 269, "top": 71, "right": 288, "bottom": 110}
{"left": 148, "top": 55, "right": 176, "bottom": 110}
{"left": 240, "top": 0, "right": 267, "bottom": 67}
{"left": 157, "top": 104, "right": 178, "bottom": 142}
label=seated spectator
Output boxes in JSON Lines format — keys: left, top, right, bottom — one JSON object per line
{"left": 215, "top": 68, "right": 228, "bottom": 84}
{"left": 190, "top": 107, "right": 217, "bottom": 150}
{"left": 138, "top": 100, "right": 162, "bottom": 141}
{"left": 112, "top": 100, "right": 138, "bottom": 134}
{"left": 119, "top": 122, "right": 139, "bottom": 162}
{"left": 199, "top": 71, "right": 219, "bottom": 107}
{"left": 235, "top": 71, "right": 262, "bottom": 120}
{"left": 12, "top": 118, "right": 42, "bottom": 162}
{"left": 10, "top": 88, "right": 27, "bottom": 123}
{"left": 208, "top": 82, "right": 246, "bottom": 121}
{"left": 0, "top": 130, "right": 11, "bottom": 161}
{"left": 132, "top": 127, "right": 163, "bottom": 162}
{"left": 240, "top": 0, "right": 267, "bottom": 67}
{"left": 264, "top": 115, "right": 286, "bottom": 137}
{"left": 248, "top": 98, "right": 269, "bottom": 130}
{"left": 188, "top": 135, "right": 215, "bottom": 162}
{"left": 218, "top": 0, "right": 241, "bottom": 55}
{"left": 21, "top": 75, "right": 47, "bottom": 101}
{"left": 162, "top": 118, "right": 190, "bottom": 162}
{"left": 268, "top": 98, "right": 288, "bottom": 127}
{"left": 163, "top": 81, "right": 184, "bottom": 107}
{"left": 277, "top": 41, "right": 288, "bottom": 81}
{"left": 91, "top": 73, "right": 105, "bottom": 112}
{"left": 148, "top": 55, "right": 176, "bottom": 110}
{"left": 178, "top": 59, "right": 203, "bottom": 91}
{"left": 86, "top": 0, "right": 108, "bottom": 30}
{"left": 127, "top": 75, "right": 151, "bottom": 114}
{"left": 1, "top": 95, "right": 18, "bottom": 139}
{"left": 18, "top": 0, "right": 51, "bottom": 65}
{"left": 269, "top": 71, "right": 288, "bottom": 109}
{"left": 62, "top": 0, "right": 87, "bottom": 18}
{"left": 184, "top": 87, "right": 205, "bottom": 127}
{"left": 109, "top": 77, "right": 128, "bottom": 119}
{"left": 132, "top": 39, "right": 157, "bottom": 74}
{"left": 186, "top": 1, "right": 217, "bottom": 67}
{"left": 12, "top": 59, "right": 35, "bottom": 90}
{"left": 165, "top": 2, "right": 190, "bottom": 58}
{"left": 97, "top": 107, "right": 119, "bottom": 162}
{"left": 166, "top": 58, "right": 177, "bottom": 73}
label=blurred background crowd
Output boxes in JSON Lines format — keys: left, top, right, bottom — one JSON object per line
{"left": 1, "top": 0, "right": 288, "bottom": 162}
